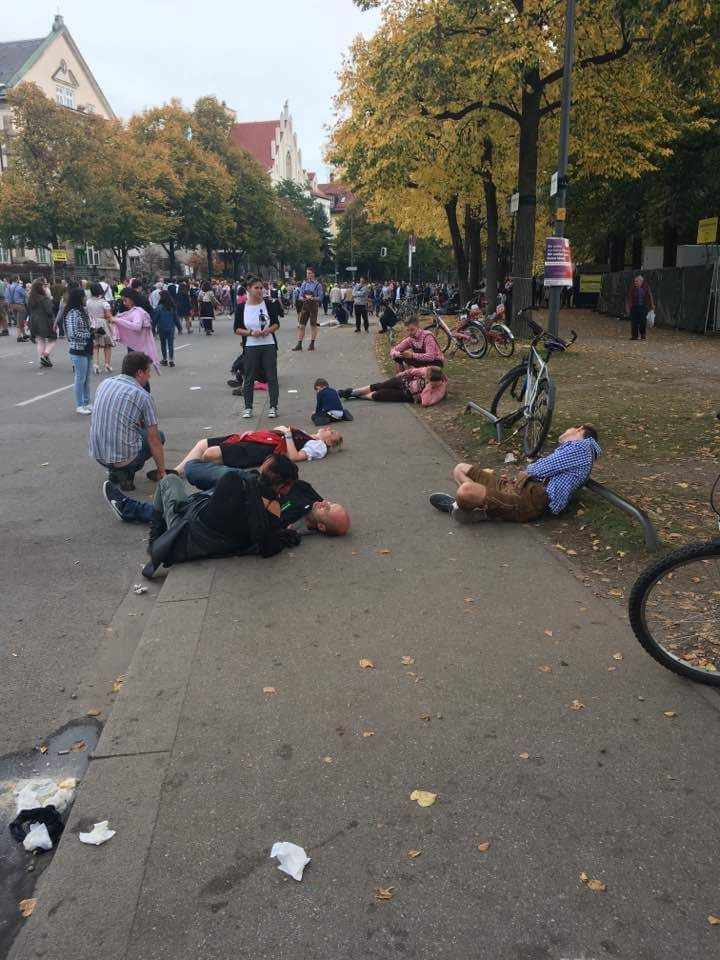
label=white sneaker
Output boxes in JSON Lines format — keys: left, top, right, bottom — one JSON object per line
{"left": 267, "top": 407, "right": 277, "bottom": 418}
{"left": 242, "top": 408, "right": 253, "bottom": 418}
{"left": 76, "top": 405, "right": 91, "bottom": 415}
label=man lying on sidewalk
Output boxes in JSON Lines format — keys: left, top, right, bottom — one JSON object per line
{"left": 430, "top": 425, "right": 601, "bottom": 524}
{"left": 103, "top": 453, "right": 350, "bottom": 544}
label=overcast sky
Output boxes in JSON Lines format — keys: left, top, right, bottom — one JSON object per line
{"left": 9, "top": 1, "right": 381, "bottom": 178}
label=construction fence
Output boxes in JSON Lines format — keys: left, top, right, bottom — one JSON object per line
{"left": 598, "top": 264, "right": 715, "bottom": 333}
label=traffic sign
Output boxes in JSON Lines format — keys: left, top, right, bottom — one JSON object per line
{"left": 697, "top": 217, "right": 719, "bottom": 244}
{"left": 510, "top": 193, "right": 519, "bottom": 214}
{"left": 550, "top": 172, "right": 559, "bottom": 197}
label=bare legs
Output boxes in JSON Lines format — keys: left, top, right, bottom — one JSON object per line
{"left": 173, "top": 439, "right": 223, "bottom": 475}
{"left": 452, "top": 462, "right": 488, "bottom": 509}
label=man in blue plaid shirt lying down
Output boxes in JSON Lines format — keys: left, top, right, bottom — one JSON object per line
{"left": 430, "top": 425, "right": 601, "bottom": 524}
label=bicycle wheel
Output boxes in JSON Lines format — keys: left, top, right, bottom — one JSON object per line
{"left": 490, "top": 370, "right": 527, "bottom": 423}
{"left": 523, "top": 377, "right": 554, "bottom": 456}
{"left": 432, "top": 323, "right": 451, "bottom": 354}
{"left": 462, "top": 324, "right": 488, "bottom": 359}
{"left": 491, "top": 324, "right": 515, "bottom": 358}
{"left": 629, "top": 541, "right": 720, "bottom": 686}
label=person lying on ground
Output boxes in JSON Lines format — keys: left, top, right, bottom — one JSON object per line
{"left": 312, "top": 378, "right": 354, "bottom": 425}
{"left": 173, "top": 425, "right": 343, "bottom": 473}
{"left": 389, "top": 315, "right": 444, "bottom": 370}
{"left": 104, "top": 453, "right": 351, "bottom": 537}
{"left": 110, "top": 462, "right": 304, "bottom": 579}
{"left": 339, "top": 366, "right": 447, "bottom": 407}
{"left": 429, "top": 425, "right": 601, "bottom": 524}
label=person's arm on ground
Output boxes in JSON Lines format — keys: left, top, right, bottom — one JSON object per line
{"left": 277, "top": 427, "right": 308, "bottom": 463}
{"left": 146, "top": 425, "right": 166, "bottom": 478}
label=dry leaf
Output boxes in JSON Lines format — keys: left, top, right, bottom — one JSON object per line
{"left": 362, "top": 730, "right": 375, "bottom": 738}
{"left": 18, "top": 899, "right": 37, "bottom": 918}
{"left": 401, "top": 656, "right": 415, "bottom": 665}
{"left": 410, "top": 789, "right": 437, "bottom": 807}
{"left": 570, "top": 699, "right": 585, "bottom": 711}
{"left": 419, "top": 714, "right": 431, "bottom": 722}
{"left": 612, "top": 653, "right": 624, "bottom": 661}
{"left": 608, "top": 589, "right": 624, "bottom": 598}
{"left": 111, "top": 675, "right": 125, "bottom": 693}
{"left": 538, "top": 665, "right": 552, "bottom": 673}
{"left": 322, "top": 756, "right": 333, "bottom": 764}
{"left": 544, "top": 629, "right": 554, "bottom": 637}
{"left": 86, "top": 708, "right": 102, "bottom": 717}
{"left": 663, "top": 710, "right": 678, "bottom": 718}
{"left": 359, "top": 658, "right": 375, "bottom": 669}
{"left": 566, "top": 549, "right": 578, "bottom": 556}
{"left": 477, "top": 841, "right": 492, "bottom": 852}
{"left": 463, "top": 597, "right": 474, "bottom": 603}
{"left": 580, "top": 872, "right": 607, "bottom": 892}
{"left": 374, "top": 886, "right": 394, "bottom": 900}
{"left": 262, "top": 686, "right": 277, "bottom": 694}
{"left": 38, "top": 745, "right": 48, "bottom": 754}
{"left": 407, "top": 849, "right": 422, "bottom": 859}
{"left": 518, "top": 752, "right": 530, "bottom": 760}
{"left": 377, "top": 549, "right": 392, "bottom": 556}
{"left": 708, "top": 915, "right": 720, "bottom": 925}
{"left": 676, "top": 482, "right": 689, "bottom": 489}
{"left": 69, "top": 740, "right": 87, "bottom": 752}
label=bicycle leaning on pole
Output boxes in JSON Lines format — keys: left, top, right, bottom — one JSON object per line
{"left": 465, "top": 310, "right": 577, "bottom": 457}
{"left": 628, "top": 456, "right": 720, "bottom": 686}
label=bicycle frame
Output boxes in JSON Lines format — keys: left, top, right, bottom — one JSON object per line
{"left": 520, "top": 341, "right": 549, "bottom": 417}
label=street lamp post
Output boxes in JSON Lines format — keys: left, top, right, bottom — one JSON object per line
{"left": 547, "top": 0, "right": 576, "bottom": 338}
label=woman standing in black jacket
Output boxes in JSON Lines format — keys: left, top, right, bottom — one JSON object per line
{"left": 233, "top": 276, "right": 282, "bottom": 419}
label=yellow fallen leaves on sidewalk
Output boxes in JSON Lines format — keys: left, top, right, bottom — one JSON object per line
{"left": 410, "top": 789, "right": 437, "bottom": 807}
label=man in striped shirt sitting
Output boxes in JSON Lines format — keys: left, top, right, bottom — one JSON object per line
{"left": 430, "top": 425, "right": 601, "bottom": 524}
{"left": 88, "top": 352, "right": 166, "bottom": 492}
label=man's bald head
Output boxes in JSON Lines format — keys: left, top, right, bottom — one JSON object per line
{"left": 309, "top": 500, "right": 351, "bottom": 537}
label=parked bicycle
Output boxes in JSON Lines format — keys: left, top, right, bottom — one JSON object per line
{"left": 419, "top": 304, "right": 488, "bottom": 358}
{"left": 470, "top": 309, "right": 515, "bottom": 357}
{"left": 629, "top": 464, "right": 720, "bottom": 687}
{"left": 466, "top": 311, "right": 576, "bottom": 456}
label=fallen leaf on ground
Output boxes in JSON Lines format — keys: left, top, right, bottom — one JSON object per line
{"left": 555, "top": 543, "right": 567, "bottom": 552}
{"left": 419, "top": 714, "right": 431, "bottom": 722}
{"left": 86, "top": 708, "right": 102, "bottom": 717}
{"left": 538, "top": 665, "right": 552, "bottom": 673}
{"left": 464, "top": 597, "right": 474, "bottom": 603}
{"left": 262, "top": 686, "right": 277, "bottom": 694}
{"left": 359, "top": 658, "right": 375, "bottom": 669}
{"left": 676, "top": 482, "right": 689, "bottom": 489}
{"left": 663, "top": 710, "right": 678, "bottom": 718}
{"left": 580, "top": 872, "right": 607, "bottom": 892}
{"left": 477, "top": 841, "right": 492, "bottom": 852}
{"left": 407, "top": 849, "right": 422, "bottom": 859}
{"left": 708, "top": 915, "right": 720, "bottom": 925}
{"left": 69, "top": 740, "right": 87, "bottom": 752}
{"left": 322, "top": 756, "right": 333, "bottom": 764}
{"left": 566, "top": 549, "right": 578, "bottom": 556}
{"left": 18, "top": 899, "right": 37, "bottom": 918}
{"left": 612, "top": 653, "right": 624, "bottom": 661}
{"left": 544, "top": 629, "right": 554, "bottom": 637}
{"left": 518, "top": 752, "right": 530, "bottom": 760}
{"left": 401, "top": 656, "right": 415, "bottom": 665}
{"left": 362, "top": 730, "right": 375, "bottom": 738}
{"left": 377, "top": 549, "right": 392, "bottom": 556}
{"left": 410, "top": 789, "right": 437, "bottom": 807}
{"left": 38, "top": 745, "right": 48, "bottom": 754}
{"left": 570, "top": 700, "right": 585, "bottom": 711}
{"left": 608, "top": 590, "right": 624, "bottom": 598}
{"left": 374, "top": 886, "right": 394, "bottom": 900}
{"left": 111, "top": 675, "right": 125, "bottom": 693}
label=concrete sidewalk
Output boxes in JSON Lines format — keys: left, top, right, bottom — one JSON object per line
{"left": 11, "top": 322, "right": 720, "bottom": 960}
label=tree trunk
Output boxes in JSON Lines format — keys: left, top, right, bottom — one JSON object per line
{"left": 511, "top": 85, "right": 542, "bottom": 335}
{"left": 168, "top": 239, "right": 176, "bottom": 277}
{"left": 206, "top": 245, "right": 213, "bottom": 278}
{"left": 464, "top": 204, "right": 482, "bottom": 298}
{"left": 631, "top": 236, "right": 643, "bottom": 270}
{"left": 609, "top": 233, "right": 626, "bottom": 272}
{"left": 481, "top": 138, "right": 499, "bottom": 312}
{"left": 444, "top": 195, "right": 470, "bottom": 304}
{"left": 662, "top": 221, "right": 677, "bottom": 268}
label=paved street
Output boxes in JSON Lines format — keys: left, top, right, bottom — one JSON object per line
{"left": 3, "top": 317, "right": 720, "bottom": 960}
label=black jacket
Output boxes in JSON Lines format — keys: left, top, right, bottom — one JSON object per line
{"left": 234, "top": 298, "right": 282, "bottom": 348}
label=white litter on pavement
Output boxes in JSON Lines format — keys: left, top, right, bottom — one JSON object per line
{"left": 270, "top": 841, "right": 310, "bottom": 881}
{"left": 15, "top": 778, "right": 77, "bottom": 816}
{"left": 79, "top": 821, "right": 116, "bottom": 846}
{"left": 23, "top": 823, "right": 53, "bottom": 852}
{"left": 287, "top": 389, "right": 298, "bottom": 394}
{"left": 190, "top": 386, "right": 203, "bottom": 391}
{"left": 132, "top": 584, "right": 148, "bottom": 594}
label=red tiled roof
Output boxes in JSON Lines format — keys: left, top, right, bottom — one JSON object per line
{"left": 230, "top": 121, "right": 279, "bottom": 169}
{"left": 317, "top": 182, "right": 355, "bottom": 212}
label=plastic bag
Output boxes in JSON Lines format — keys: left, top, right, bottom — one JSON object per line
{"left": 646, "top": 309, "right": 655, "bottom": 328}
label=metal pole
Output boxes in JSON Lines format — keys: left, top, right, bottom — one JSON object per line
{"left": 547, "top": 0, "right": 576, "bottom": 338}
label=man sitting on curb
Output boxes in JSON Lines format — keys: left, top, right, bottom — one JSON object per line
{"left": 389, "top": 315, "right": 444, "bottom": 370}
{"left": 430, "top": 425, "right": 601, "bottom": 524}
{"left": 103, "top": 454, "right": 351, "bottom": 539}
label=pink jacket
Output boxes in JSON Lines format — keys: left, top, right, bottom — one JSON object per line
{"left": 390, "top": 328, "right": 444, "bottom": 365}
{"left": 399, "top": 367, "right": 448, "bottom": 407}
{"left": 113, "top": 307, "right": 159, "bottom": 367}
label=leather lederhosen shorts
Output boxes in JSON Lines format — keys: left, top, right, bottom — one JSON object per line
{"left": 466, "top": 466, "right": 549, "bottom": 522}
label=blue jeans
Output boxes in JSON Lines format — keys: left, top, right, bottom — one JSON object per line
{"left": 71, "top": 354, "right": 91, "bottom": 407}
{"left": 117, "top": 496, "right": 155, "bottom": 523}
{"left": 97, "top": 429, "right": 166, "bottom": 479}
{"left": 184, "top": 459, "right": 240, "bottom": 491}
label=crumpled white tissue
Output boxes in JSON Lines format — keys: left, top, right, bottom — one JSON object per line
{"left": 79, "top": 820, "right": 116, "bottom": 846}
{"left": 23, "top": 823, "right": 53, "bottom": 852}
{"left": 270, "top": 841, "right": 310, "bottom": 881}
{"left": 15, "top": 778, "right": 77, "bottom": 816}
